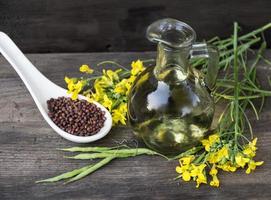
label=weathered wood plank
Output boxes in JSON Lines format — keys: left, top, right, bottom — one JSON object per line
{"left": 0, "top": 52, "right": 271, "bottom": 200}
{"left": 0, "top": 0, "right": 271, "bottom": 53}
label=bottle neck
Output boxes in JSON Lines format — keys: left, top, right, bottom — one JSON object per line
{"left": 154, "top": 43, "right": 190, "bottom": 82}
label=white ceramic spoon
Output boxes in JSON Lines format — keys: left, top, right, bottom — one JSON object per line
{"left": 0, "top": 32, "right": 112, "bottom": 143}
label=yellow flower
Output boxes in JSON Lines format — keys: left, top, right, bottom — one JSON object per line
{"left": 190, "top": 163, "right": 207, "bottom": 187}
{"left": 196, "top": 173, "right": 207, "bottom": 188}
{"left": 67, "top": 83, "right": 75, "bottom": 92}
{"left": 75, "top": 81, "right": 83, "bottom": 91}
{"left": 92, "top": 83, "right": 104, "bottom": 101}
{"left": 114, "top": 85, "right": 126, "bottom": 94}
{"left": 182, "top": 171, "right": 191, "bottom": 181}
{"left": 65, "top": 76, "right": 72, "bottom": 84}
{"left": 176, "top": 156, "right": 194, "bottom": 176}
{"left": 209, "top": 164, "right": 218, "bottom": 176}
{"left": 235, "top": 153, "right": 250, "bottom": 168}
{"left": 217, "top": 146, "right": 229, "bottom": 158}
{"left": 65, "top": 79, "right": 84, "bottom": 100}
{"left": 208, "top": 152, "right": 219, "bottom": 164}
{"left": 246, "top": 160, "right": 264, "bottom": 174}
{"left": 131, "top": 60, "right": 145, "bottom": 76}
{"left": 114, "top": 79, "right": 128, "bottom": 95}
{"left": 103, "top": 69, "right": 121, "bottom": 82}
{"left": 111, "top": 103, "right": 128, "bottom": 125}
{"left": 209, "top": 134, "right": 220, "bottom": 143}
{"left": 88, "top": 67, "right": 130, "bottom": 125}
{"left": 102, "top": 94, "right": 113, "bottom": 111}
{"left": 125, "top": 77, "right": 135, "bottom": 94}
{"left": 176, "top": 157, "right": 195, "bottom": 182}
{"left": 208, "top": 146, "right": 228, "bottom": 164}
{"left": 176, "top": 165, "right": 189, "bottom": 174}
{"left": 251, "top": 138, "right": 258, "bottom": 147}
{"left": 210, "top": 175, "right": 220, "bottom": 187}
{"left": 217, "top": 162, "right": 237, "bottom": 172}
{"left": 243, "top": 138, "right": 258, "bottom": 158}
{"left": 190, "top": 163, "right": 206, "bottom": 177}
{"left": 118, "top": 103, "right": 128, "bottom": 114}
{"left": 99, "top": 76, "right": 113, "bottom": 87}
{"left": 201, "top": 133, "right": 220, "bottom": 151}
{"left": 86, "top": 93, "right": 93, "bottom": 102}
{"left": 79, "top": 64, "right": 94, "bottom": 74}
{"left": 176, "top": 166, "right": 183, "bottom": 173}
{"left": 71, "top": 81, "right": 83, "bottom": 100}
{"left": 209, "top": 164, "right": 219, "bottom": 187}
{"left": 71, "top": 92, "right": 78, "bottom": 100}
{"left": 112, "top": 109, "right": 126, "bottom": 125}
{"left": 65, "top": 76, "right": 77, "bottom": 92}
{"left": 127, "top": 75, "right": 136, "bottom": 83}
{"left": 179, "top": 155, "right": 195, "bottom": 166}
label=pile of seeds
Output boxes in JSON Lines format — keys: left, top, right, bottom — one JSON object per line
{"left": 47, "top": 97, "right": 106, "bottom": 136}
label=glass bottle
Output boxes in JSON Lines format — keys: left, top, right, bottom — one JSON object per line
{"left": 127, "top": 18, "right": 219, "bottom": 155}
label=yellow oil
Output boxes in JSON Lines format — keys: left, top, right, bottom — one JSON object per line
{"left": 128, "top": 66, "right": 214, "bottom": 155}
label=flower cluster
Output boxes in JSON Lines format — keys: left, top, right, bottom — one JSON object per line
{"left": 176, "top": 156, "right": 207, "bottom": 188}
{"left": 64, "top": 60, "right": 145, "bottom": 125}
{"left": 176, "top": 134, "right": 263, "bottom": 188}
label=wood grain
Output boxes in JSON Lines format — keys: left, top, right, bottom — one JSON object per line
{"left": 0, "top": 0, "right": 271, "bottom": 53}
{"left": 0, "top": 52, "right": 271, "bottom": 200}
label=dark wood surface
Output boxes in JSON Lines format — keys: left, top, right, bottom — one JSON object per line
{"left": 0, "top": 0, "right": 271, "bottom": 53}
{"left": 0, "top": 52, "right": 271, "bottom": 200}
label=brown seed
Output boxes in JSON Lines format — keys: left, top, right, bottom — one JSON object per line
{"left": 47, "top": 97, "right": 106, "bottom": 137}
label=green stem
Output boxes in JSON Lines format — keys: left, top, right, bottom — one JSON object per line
{"left": 216, "top": 82, "right": 271, "bottom": 96}
{"left": 97, "top": 60, "right": 130, "bottom": 71}
{"left": 85, "top": 76, "right": 102, "bottom": 82}
{"left": 213, "top": 93, "right": 262, "bottom": 100}
{"left": 142, "top": 59, "right": 156, "bottom": 63}
{"left": 207, "top": 36, "right": 220, "bottom": 43}
{"left": 239, "top": 23, "right": 271, "bottom": 41}
{"left": 119, "top": 70, "right": 131, "bottom": 78}
{"left": 194, "top": 152, "right": 206, "bottom": 164}
{"left": 250, "top": 42, "right": 267, "bottom": 70}
{"left": 233, "top": 22, "right": 240, "bottom": 149}
{"left": 169, "top": 146, "right": 203, "bottom": 160}
{"left": 220, "top": 23, "right": 271, "bottom": 50}
{"left": 219, "top": 37, "right": 261, "bottom": 68}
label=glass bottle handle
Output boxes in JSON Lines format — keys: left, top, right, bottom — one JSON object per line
{"left": 190, "top": 42, "right": 219, "bottom": 90}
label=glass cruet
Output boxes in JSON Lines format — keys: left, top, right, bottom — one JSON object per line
{"left": 127, "top": 18, "right": 219, "bottom": 155}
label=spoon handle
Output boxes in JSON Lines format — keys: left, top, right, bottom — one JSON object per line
{"left": 0, "top": 32, "right": 63, "bottom": 101}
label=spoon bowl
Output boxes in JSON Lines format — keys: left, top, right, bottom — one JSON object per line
{"left": 0, "top": 32, "right": 112, "bottom": 143}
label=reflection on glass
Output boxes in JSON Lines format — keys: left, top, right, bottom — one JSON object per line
{"left": 128, "top": 19, "right": 219, "bottom": 155}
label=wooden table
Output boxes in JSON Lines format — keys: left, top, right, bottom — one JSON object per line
{"left": 0, "top": 52, "right": 271, "bottom": 200}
